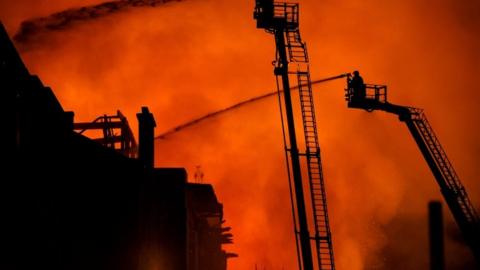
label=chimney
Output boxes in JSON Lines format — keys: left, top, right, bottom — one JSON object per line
{"left": 137, "top": 107, "right": 156, "bottom": 169}
{"left": 429, "top": 201, "right": 445, "bottom": 270}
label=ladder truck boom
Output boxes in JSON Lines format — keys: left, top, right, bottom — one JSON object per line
{"left": 345, "top": 78, "right": 480, "bottom": 264}
{"left": 254, "top": 1, "right": 336, "bottom": 269}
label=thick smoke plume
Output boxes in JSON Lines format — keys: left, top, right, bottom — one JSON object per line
{"left": 14, "top": 0, "right": 181, "bottom": 44}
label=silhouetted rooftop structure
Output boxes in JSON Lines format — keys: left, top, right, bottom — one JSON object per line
{"left": 2, "top": 21, "right": 233, "bottom": 270}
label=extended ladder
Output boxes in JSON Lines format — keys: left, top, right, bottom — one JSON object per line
{"left": 409, "top": 108, "right": 477, "bottom": 216}
{"left": 290, "top": 31, "right": 334, "bottom": 270}
{"left": 346, "top": 83, "right": 480, "bottom": 263}
{"left": 406, "top": 108, "right": 480, "bottom": 260}
{"left": 297, "top": 68, "right": 335, "bottom": 269}
{"left": 254, "top": 1, "right": 335, "bottom": 269}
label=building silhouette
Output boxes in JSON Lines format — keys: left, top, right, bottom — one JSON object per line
{"left": 1, "top": 22, "right": 234, "bottom": 270}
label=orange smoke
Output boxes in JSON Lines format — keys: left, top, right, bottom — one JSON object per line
{"left": 2, "top": 0, "right": 479, "bottom": 269}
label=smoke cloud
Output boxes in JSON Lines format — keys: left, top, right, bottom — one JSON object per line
{"left": 1, "top": 0, "right": 479, "bottom": 269}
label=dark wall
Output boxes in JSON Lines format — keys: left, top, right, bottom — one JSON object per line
{"left": 139, "top": 169, "right": 187, "bottom": 270}
{"left": 5, "top": 129, "right": 145, "bottom": 269}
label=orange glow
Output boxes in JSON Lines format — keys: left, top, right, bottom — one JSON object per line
{"left": 2, "top": 0, "right": 479, "bottom": 269}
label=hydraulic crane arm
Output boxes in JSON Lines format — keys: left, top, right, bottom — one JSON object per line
{"left": 346, "top": 83, "right": 480, "bottom": 263}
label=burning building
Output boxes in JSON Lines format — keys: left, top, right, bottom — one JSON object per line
{"left": 2, "top": 21, "right": 234, "bottom": 270}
